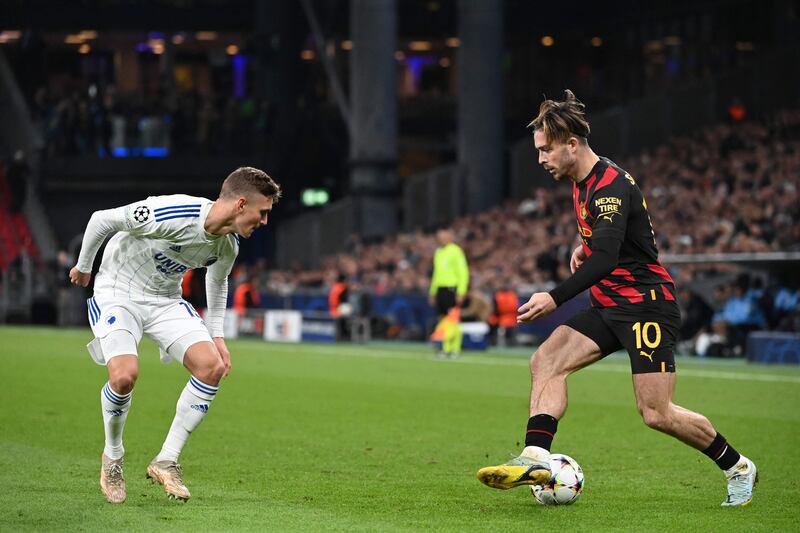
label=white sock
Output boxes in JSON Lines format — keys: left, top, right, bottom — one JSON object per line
{"left": 725, "top": 455, "right": 751, "bottom": 477}
{"left": 156, "top": 376, "right": 218, "bottom": 463}
{"left": 101, "top": 382, "right": 132, "bottom": 460}
{"left": 521, "top": 446, "right": 551, "bottom": 462}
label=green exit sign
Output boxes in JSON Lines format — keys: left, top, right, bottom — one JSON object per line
{"left": 301, "top": 189, "right": 330, "bottom": 206}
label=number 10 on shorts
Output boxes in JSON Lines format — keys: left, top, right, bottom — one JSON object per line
{"left": 632, "top": 321, "right": 661, "bottom": 349}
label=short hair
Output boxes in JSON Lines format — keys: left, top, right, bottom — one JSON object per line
{"left": 220, "top": 167, "right": 282, "bottom": 201}
{"left": 527, "top": 89, "right": 591, "bottom": 144}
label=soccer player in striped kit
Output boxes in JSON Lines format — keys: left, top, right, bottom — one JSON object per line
{"left": 70, "top": 167, "right": 281, "bottom": 503}
{"left": 476, "top": 91, "right": 757, "bottom": 506}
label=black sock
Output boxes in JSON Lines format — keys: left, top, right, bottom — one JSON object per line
{"left": 524, "top": 414, "right": 558, "bottom": 450}
{"left": 702, "top": 432, "right": 741, "bottom": 471}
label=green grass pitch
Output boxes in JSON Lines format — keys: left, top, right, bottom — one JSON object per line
{"left": 1, "top": 325, "right": 799, "bottom": 531}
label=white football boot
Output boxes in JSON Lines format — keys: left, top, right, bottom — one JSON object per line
{"left": 721, "top": 457, "right": 758, "bottom": 507}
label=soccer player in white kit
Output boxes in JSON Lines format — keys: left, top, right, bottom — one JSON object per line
{"left": 69, "top": 167, "right": 281, "bottom": 503}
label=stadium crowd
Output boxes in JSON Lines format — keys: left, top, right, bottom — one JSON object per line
{"left": 30, "top": 82, "right": 274, "bottom": 158}
{"left": 254, "top": 109, "right": 800, "bottom": 350}
{"left": 11, "top": 90, "right": 800, "bottom": 352}
{"left": 264, "top": 109, "right": 800, "bottom": 294}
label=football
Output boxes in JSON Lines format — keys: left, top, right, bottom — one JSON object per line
{"left": 531, "top": 453, "right": 584, "bottom": 505}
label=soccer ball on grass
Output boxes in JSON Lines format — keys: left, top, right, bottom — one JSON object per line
{"left": 531, "top": 453, "right": 584, "bottom": 505}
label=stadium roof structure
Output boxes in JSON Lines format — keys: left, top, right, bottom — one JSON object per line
{"left": 1, "top": 0, "right": 778, "bottom": 45}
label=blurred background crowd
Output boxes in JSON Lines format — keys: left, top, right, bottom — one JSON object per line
{"left": 31, "top": 82, "right": 277, "bottom": 158}
{"left": 1, "top": 0, "right": 798, "bottom": 359}
{"left": 268, "top": 108, "right": 800, "bottom": 294}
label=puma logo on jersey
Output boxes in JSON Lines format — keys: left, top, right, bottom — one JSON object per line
{"left": 639, "top": 350, "right": 654, "bottom": 362}
{"left": 154, "top": 252, "right": 189, "bottom": 275}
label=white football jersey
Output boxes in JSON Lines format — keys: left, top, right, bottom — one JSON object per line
{"left": 76, "top": 194, "right": 239, "bottom": 304}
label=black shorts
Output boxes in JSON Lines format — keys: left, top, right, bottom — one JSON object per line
{"left": 435, "top": 287, "right": 458, "bottom": 315}
{"left": 563, "top": 299, "right": 681, "bottom": 374}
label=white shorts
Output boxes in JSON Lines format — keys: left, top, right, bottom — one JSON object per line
{"left": 85, "top": 294, "right": 212, "bottom": 366}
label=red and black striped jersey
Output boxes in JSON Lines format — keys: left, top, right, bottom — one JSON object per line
{"left": 573, "top": 157, "right": 675, "bottom": 307}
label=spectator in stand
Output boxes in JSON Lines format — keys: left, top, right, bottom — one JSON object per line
{"left": 490, "top": 284, "right": 520, "bottom": 346}
{"left": 461, "top": 288, "right": 492, "bottom": 324}
{"left": 713, "top": 276, "right": 768, "bottom": 355}
{"left": 328, "top": 274, "right": 350, "bottom": 340}
{"left": 32, "top": 77, "right": 274, "bottom": 158}
{"left": 232, "top": 269, "right": 261, "bottom": 316}
{"left": 764, "top": 284, "right": 800, "bottom": 330}
{"left": 677, "top": 287, "right": 714, "bottom": 346}
{"left": 328, "top": 274, "right": 349, "bottom": 318}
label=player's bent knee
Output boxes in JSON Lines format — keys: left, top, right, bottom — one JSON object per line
{"left": 208, "top": 359, "right": 226, "bottom": 382}
{"left": 110, "top": 374, "right": 136, "bottom": 394}
{"left": 108, "top": 364, "right": 138, "bottom": 394}
{"left": 183, "top": 342, "right": 226, "bottom": 385}
{"left": 640, "top": 407, "right": 669, "bottom": 432}
{"left": 105, "top": 343, "right": 139, "bottom": 394}
{"left": 195, "top": 360, "right": 225, "bottom": 386}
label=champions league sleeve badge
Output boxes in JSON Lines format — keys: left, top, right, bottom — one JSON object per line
{"left": 133, "top": 205, "right": 150, "bottom": 223}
